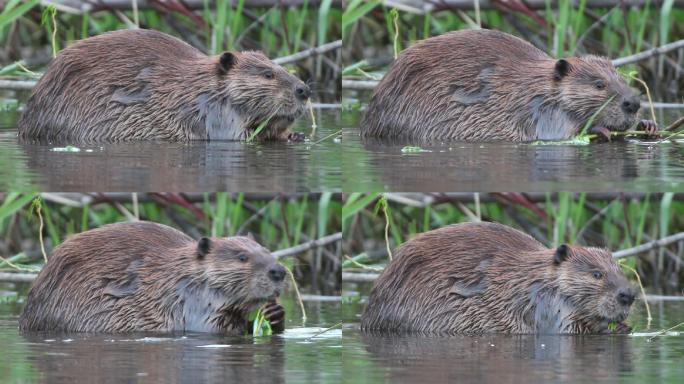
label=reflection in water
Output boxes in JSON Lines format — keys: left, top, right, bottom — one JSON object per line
{"left": 22, "top": 332, "right": 288, "bottom": 384}
{"left": 349, "top": 331, "right": 633, "bottom": 383}
{"left": 0, "top": 300, "right": 342, "bottom": 384}
{"left": 343, "top": 131, "right": 684, "bottom": 191}
{"left": 342, "top": 301, "right": 684, "bottom": 383}
{"left": 0, "top": 109, "right": 342, "bottom": 191}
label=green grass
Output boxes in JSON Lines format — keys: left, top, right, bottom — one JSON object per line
{"left": 0, "top": 193, "right": 341, "bottom": 293}
{"left": 343, "top": 192, "right": 684, "bottom": 290}
{"left": 343, "top": 1, "right": 683, "bottom": 122}
{"left": 0, "top": 2, "right": 341, "bottom": 88}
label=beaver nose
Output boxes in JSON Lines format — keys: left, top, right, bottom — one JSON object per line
{"left": 268, "top": 264, "right": 286, "bottom": 282}
{"left": 621, "top": 97, "right": 640, "bottom": 114}
{"left": 617, "top": 289, "right": 635, "bottom": 306}
{"left": 295, "top": 85, "right": 310, "bottom": 101}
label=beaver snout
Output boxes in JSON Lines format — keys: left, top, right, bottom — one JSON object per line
{"left": 621, "top": 97, "right": 640, "bottom": 115}
{"left": 617, "top": 288, "right": 636, "bottom": 307}
{"left": 295, "top": 84, "right": 311, "bottom": 101}
{"left": 268, "top": 263, "right": 287, "bottom": 282}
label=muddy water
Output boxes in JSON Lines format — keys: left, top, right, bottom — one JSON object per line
{"left": 0, "top": 289, "right": 341, "bottom": 384}
{"left": 0, "top": 108, "right": 342, "bottom": 192}
{"left": 342, "top": 110, "right": 684, "bottom": 192}
{"left": 342, "top": 299, "right": 684, "bottom": 383}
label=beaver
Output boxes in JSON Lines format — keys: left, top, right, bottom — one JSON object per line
{"left": 19, "top": 221, "right": 287, "bottom": 334}
{"left": 360, "top": 29, "right": 657, "bottom": 141}
{"left": 18, "top": 29, "right": 311, "bottom": 142}
{"left": 361, "top": 222, "right": 636, "bottom": 334}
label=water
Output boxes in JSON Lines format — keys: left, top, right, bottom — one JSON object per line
{"left": 342, "top": 111, "right": 684, "bottom": 192}
{"left": 0, "top": 108, "right": 342, "bottom": 192}
{"left": 0, "top": 289, "right": 341, "bottom": 383}
{"left": 342, "top": 299, "right": 684, "bottom": 383}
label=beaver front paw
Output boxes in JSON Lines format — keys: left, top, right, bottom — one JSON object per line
{"left": 287, "top": 131, "right": 307, "bottom": 142}
{"left": 609, "top": 322, "right": 632, "bottom": 334}
{"left": 638, "top": 120, "right": 658, "bottom": 136}
{"left": 590, "top": 126, "right": 612, "bottom": 142}
{"left": 262, "top": 301, "right": 285, "bottom": 333}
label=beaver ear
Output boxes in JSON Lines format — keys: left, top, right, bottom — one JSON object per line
{"left": 218, "top": 52, "right": 236, "bottom": 75}
{"left": 553, "top": 59, "right": 570, "bottom": 81}
{"left": 197, "top": 237, "right": 211, "bottom": 259}
{"left": 245, "top": 232, "right": 255, "bottom": 241}
{"left": 553, "top": 244, "right": 570, "bottom": 265}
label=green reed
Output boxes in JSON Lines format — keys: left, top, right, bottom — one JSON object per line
{"left": 0, "top": 193, "right": 341, "bottom": 291}
{"left": 343, "top": 192, "right": 684, "bottom": 289}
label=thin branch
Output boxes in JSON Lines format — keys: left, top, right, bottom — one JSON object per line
{"left": 613, "top": 232, "right": 684, "bottom": 259}
{"left": 273, "top": 40, "right": 342, "bottom": 65}
{"left": 342, "top": 79, "right": 379, "bottom": 90}
{"left": 271, "top": 232, "right": 342, "bottom": 258}
{"left": 341, "top": 272, "right": 380, "bottom": 283}
{"left": 0, "top": 272, "right": 38, "bottom": 282}
{"left": 664, "top": 116, "right": 684, "bottom": 132}
{"left": 42, "top": 0, "right": 339, "bottom": 12}
{"left": 612, "top": 39, "right": 684, "bottom": 66}
{"left": 0, "top": 79, "right": 38, "bottom": 90}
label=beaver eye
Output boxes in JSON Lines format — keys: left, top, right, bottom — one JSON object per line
{"left": 594, "top": 80, "right": 605, "bottom": 90}
{"left": 592, "top": 271, "right": 603, "bottom": 279}
{"left": 238, "top": 254, "right": 248, "bottom": 262}
{"left": 263, "top": 70, "right": 274, "bottom": 80}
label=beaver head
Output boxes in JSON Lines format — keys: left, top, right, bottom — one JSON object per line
{"left": 553, "top": 244, "right": 635, "bottom": 332}
{"left": 553, "top": 56, "right": 641, "bottom": 133}
{"left": 217, "top": 51, "right": 310, "bottom": 133}
{"left": 197, "top": 235, "right": 287, "bottom": 312}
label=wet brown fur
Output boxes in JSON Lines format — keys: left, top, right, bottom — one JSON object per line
{"left": 18, "top": 29, "right": 309, "bottom": 142}
{"left": 361, "top": 29, "right": 642, "bottom": 141}
{"left": 361, "top": 222, "right": 635, "bottom": 334}
{"left": 19, "top": 221, "right": 287, "bottom": 333}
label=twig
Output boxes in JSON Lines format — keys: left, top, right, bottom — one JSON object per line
{"left": 311, "top": 129, "right": 341, "bottom": 145}
{"left": 342, "top": 272, "right": 380, "bottom": 282}
{"left": 273, "top": 40, "right": 342, "bottom": 65}
{"left": 577, "top": 198, "right": 618, "bottom": 242}
{"left": 612, "top": 39, "right": 684, "bottom": 66}
{"left": 381, "top": 196, "right": 393, "bottom": 260}
{"left": 664, "top": 116, "right": 684, "bottom": 132}
{"left": 0, "top": 79, "right": 38, "bottom": 90}
{"left": 629, "top": 75, "right": 656, "bottom": 124}
{"left": 305, "top": 322, "right": 342, "bottom": 341}
{"left": 307, "top": 100, "right": 317, "bottom": 135}
{"left": 271, "top": 232, "right": 342, "bottom": 258}
{"left": 0, "top": 272, "right": 38, "bottom": 282}
{"left": 236, "top": 196, "right": 278, "bottom": 235}
{"left": 342, "top": 79, "right": 379, "bottom": 90}
{"left": 619, "top": 261, "right": 652, "bottom": 328}
{"left": 0, "top": 256, "right": 40, "bottom": 273}
{"left": 647, "top": 321, "right": 684, "bottom": 341}
{"left": 344, "top": 255, "right": 384, "bottom": 272}
{"left": 50, "top": 0, "right": 340, "bottom": 12}
{"left": 612, "top": 232, "right": 684, "bottom": 259}
{"left": 285, "top": 266, "right": 306, "bottom": 320}
{"left": 35, "top": 201, "right": 47, "bottom": 263}
{"left": 643, "top": 102, "right": 684, "bottom": 109}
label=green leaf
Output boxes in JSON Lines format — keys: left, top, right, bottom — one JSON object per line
{"left": 0, "top": 0, "right": 40, "bottom": 32}
{"left": 342, "top": 0, "right": 382, "bottom": 38}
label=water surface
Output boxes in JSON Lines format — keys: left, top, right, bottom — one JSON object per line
{"left": 342, "top": 111, "right": 684, "bottom": 192}
{"left": 0, "top": 108, "right": 342, "bottom": 192}
{"left": 0, "top": 289, "right": 341, "bottom": 383}
{"left": 342, "top": 298, "right": 684, "bottom": 383}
